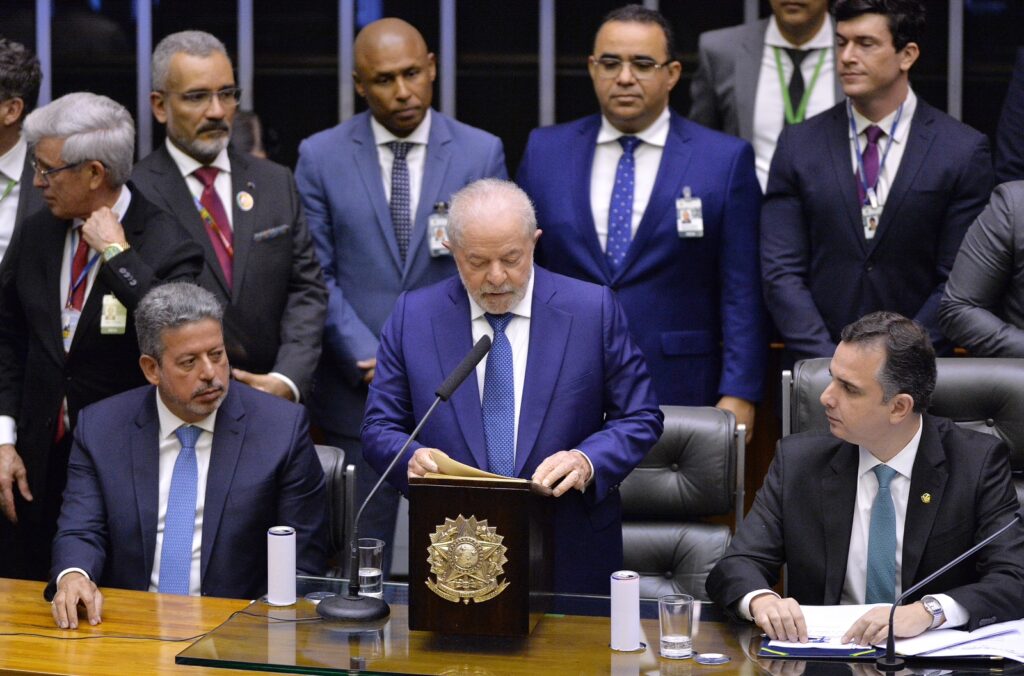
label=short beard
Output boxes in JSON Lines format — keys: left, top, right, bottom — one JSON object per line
{"left": 460, "top": 265, "right": 531, "bottom": 315}
{"left": 167, "top": 118, "right": 230, "bottom": 164}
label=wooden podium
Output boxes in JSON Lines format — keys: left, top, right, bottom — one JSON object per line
{"left": 407, "top": 476, "right": 553, "bottom": 636}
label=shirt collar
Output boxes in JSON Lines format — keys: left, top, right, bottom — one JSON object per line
{"left": 597, "top": 106, "right": 670, "bottom": 147}
{"left": 466, "top": 263, "right": 536, "bottom": 321}
{"left": 858, "top": 415, "right": 923, "bottom": 480}
{"left": 154, "top": 386, "right": 218, "bottom": 441}
{"left": 849, "top": 88, "right": 917, "bottom": 145}
{"left": 0, "top": 135, "right": 27, "bottom": 182}
{"left": 164, "top": 137, "right": 232, "bottom": 178}
{"left": 765, "top": 14, "right": 835, "bottom": 50}
{"left": 371, "top": 108, "right": 432, "bottom": 147}
{"left": 71, "top": 184, "right": 132, "bottom": 230}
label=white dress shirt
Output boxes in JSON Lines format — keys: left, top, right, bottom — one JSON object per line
{"left": 847, "top": 88, "right": 917, "bottom": 208}
{"left": 590, "top": 107, "right": 670, "bottom": 251}
{"left": 165, "top": 139, "right": 300, "bottom": 401}
{"left": 371, "top": 108, "right": 432, "bottom": 222}
{"left": 753, "top": 15, "right": 838, "bottom": 191}
{"left": 0, "top": 135, "right": 27, "bottom": 262}
{"left": 57, "top": 390, "right": 215, "bottom": 596}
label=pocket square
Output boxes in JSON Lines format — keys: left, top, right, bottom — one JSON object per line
{"left": 253, "top": 224, "right": 291, "bottom": 242}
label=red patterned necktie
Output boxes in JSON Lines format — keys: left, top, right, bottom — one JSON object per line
{"left": 193, "top": 166, "right": 234, "bottom": 288}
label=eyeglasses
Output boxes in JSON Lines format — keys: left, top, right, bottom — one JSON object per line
{"left": 31, "top": 159, "right": 83, "bottom": 179}
{"left": 159, "top": 87, "right": 242, "bottom": 108}
{"left": 591, "top": 56, "right": 675, "bottom": 80}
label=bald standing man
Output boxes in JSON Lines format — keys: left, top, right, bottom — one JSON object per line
{"left": 295, "top": 18, "right": 507, "bottom": 570}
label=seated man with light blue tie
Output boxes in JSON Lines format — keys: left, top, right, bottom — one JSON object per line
{"left": 45, "top": 282, "right": 327, "bottom": 629}
{"left": 707, "top": 312, "right": 1024, "bottom": 645}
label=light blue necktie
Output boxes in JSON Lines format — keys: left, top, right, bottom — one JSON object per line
{"left": 482, "top": 313, "right": 515, "bottom": 477}
{"left": 388, "top": 141, "right": 412, "bottom": 262}
{"left": 606, "top": 136, "right": 641, "bottom": 271}
{"left": 158, "top": 425, "right": 201, "bottom": 595}
{"left": 865, "top": 464, "right": 899, "bottom": 604}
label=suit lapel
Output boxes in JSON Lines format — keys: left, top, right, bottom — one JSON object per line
{"left": 15, "top": 152, "right": 44, "bottom": 225}
{"left": 200, "top": 387, "right": 245, "bottom": 583}
{"left": 431, "top": 281, "right": 487, "bottom": 470}
{"left": 822, "top": 441, "right": 859, "bottom": 604}
{"left": 737, "top": 20, "right": 768, "bottom": 141}
{"left": 131, "top": 392, "right": 161, "bottom": 585}
{"left": 352, "top": 118, "right": 403, "bottom": 274}
{"left": 227, "top": 151, "right": 255, "bottom": 298}
{"left": 408, "top": 113, "right": 452, "bottom": 280}
{"left": 902, "top": 416, "right": 948, "bottom": 590}
{"left": 514, "top": 269, "right": 571, "bottom": 477}
{"left": 40, "top": 215, "right": 69, "bottom": 364}
{"left": 571, "top": 118, "right": 612, "bottom": 284}
{"left": 825, "top": 105, "right": 869, "bottom": 256}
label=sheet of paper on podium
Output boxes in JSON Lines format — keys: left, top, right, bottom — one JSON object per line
{"left": 425, "top": 450, "right": 553, "bottom": 496}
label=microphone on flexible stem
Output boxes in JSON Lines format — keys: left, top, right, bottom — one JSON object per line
{"left": 875, "top": 507, "right": 1023, "bottom": 671}
{"left": 317, "top": 335, "right": 492, "bottom": 624}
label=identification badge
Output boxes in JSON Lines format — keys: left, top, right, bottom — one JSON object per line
{"left": 61, "top": 308, "right": 81, "bottom": 352}
{"left": 100, "top": 294, "right": 128, "bottom": 335}
{"left": 428, "top": 202, "right": 451, "bottom": 257}
{"left": 676, "top": 186, "right": 704, "bottom": 238}
{"left": 862, "top": 204, "right": 884, "bottom": 240}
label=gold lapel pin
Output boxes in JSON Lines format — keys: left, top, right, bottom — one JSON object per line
{"left": 921, "top": 493, "right": 932, "bottom": 504}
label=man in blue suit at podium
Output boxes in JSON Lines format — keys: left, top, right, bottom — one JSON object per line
{"left": 362, "top": 179, "right": 663, "bottom": 594}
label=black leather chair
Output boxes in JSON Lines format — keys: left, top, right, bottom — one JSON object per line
{"left": 782, "top": 358, "right": 1024, "bottom": 506}
{"left": 314, "top": 444, "right": 356, "bottom": 577}
{"left": 620, "top": 406, "right": 744, "bottom": 600}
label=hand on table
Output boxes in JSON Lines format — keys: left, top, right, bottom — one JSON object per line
{"left": 750, "top": 594, "right": 808, "bottom": 643}
{"left": 51, "top": 572, "right": 103, "bottom": 629}
{"left": 531, "top": 450, "right": 592, "bottom": 497}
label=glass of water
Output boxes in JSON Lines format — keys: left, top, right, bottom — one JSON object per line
{"left": 658, "top": 594, "right": 694, "bottom": 659}
{"left": 356, "top": 538, "right": 384, "bottom": 598}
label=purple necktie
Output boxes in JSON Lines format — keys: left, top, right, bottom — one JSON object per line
{"left": 857, "top": 125, "right": 885, "bottom": 204}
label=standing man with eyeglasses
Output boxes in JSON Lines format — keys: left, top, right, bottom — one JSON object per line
{"left": 132, "top": 30, "right": 327, "bottom": 404}
{"left": 0, "top": 92, "right": 203, "bottom": 580}
{"left": 517, "top": 5, "right": 766, "bottom": 438}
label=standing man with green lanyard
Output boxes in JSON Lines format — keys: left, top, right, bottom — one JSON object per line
{"left": 690, "top": 0, "right": 841, "bottom": 190}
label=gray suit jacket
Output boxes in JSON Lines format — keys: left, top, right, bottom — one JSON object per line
{"left": 131, "top": 146, "right": 327, "bottom": 400}
{"left": 689, "top": 18, "right": 843, "bottom": 140}
{"left": 940, "top": 181, "right": 1024, "bottom": 355}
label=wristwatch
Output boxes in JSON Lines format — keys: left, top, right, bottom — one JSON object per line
{"left": 921, "top": 595, "right": 945, "bottom": 629}
{"left": 102, "top": 242, "right": 130, "bottom": 263}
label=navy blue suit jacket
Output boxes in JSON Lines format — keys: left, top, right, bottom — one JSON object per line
{"left": 761, "top": 99, "right": 994, "bottom": 361}
{"left": 361, "top": 266, "right": 663, "bottom": 593}
{"left": 295, "top": 110, "right": 507, "bottom": 439}
{"left": 47, "top": 382, "right": 328, "bottom": 600}
{"left": 517, "top": 111, "right": 766, "bottom": 406}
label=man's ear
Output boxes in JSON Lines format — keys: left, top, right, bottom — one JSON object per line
{"left": 888, "top": 392, "right": 915, "bottom": 424}
{"left": 140, "top": 354, "right": 161, "bottom": 386}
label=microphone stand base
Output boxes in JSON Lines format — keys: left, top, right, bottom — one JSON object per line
{"left": 316, "top": 593, "right": 390, "bottom": 628}
{"left": 875, "top": 655, "right": 905, "bottom": 672}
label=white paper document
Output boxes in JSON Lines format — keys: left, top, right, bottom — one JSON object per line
{"left": 892, "top": 618, "right": 1024, "bottom": 662}
{"left": 768, "top": 604, "right": 887, "bottom": 650}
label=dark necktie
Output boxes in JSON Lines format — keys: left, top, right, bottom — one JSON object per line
{"left": 193, "top": 166, "right": 234, "bottom": 288}
{"left": 482, "top": 313, "right": 515, "bottom": 477}
{"left": 865, "top": 464, "right": 898, "bottom": 604}
{"left": 388, "top": 141, "right": 412, "bottom": 262}
{"left": 857, "top": 125, "right": 885, "bottom": 204}
{"left": 784, "top": 48, "right": 810, "bottom": 126}
{"left": 606, "top": 136, "right": 641, "bottom": 271}
{"left": 159, "top": 425, "right": 201, "bottom": 595}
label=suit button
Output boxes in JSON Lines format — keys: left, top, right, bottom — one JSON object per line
{"left": 664, "top": 571, "right": 673, "bottom": 579}
{"left": 670, "top": 463, "right": 679, "bottom": 472}
{"left": 865, "top": 264, "right": 874, "bottom": 272}
{"left": 986, "top": 418, "right": 995, "bottom": 427}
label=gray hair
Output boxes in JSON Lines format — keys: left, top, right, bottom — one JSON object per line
{"left": 135, "top": 283, "right": 224, "bottom": 361}
{"left": 152, "top": 30, "right": 229, "bottom": 91}
{"left": 446, "top": 179, "right": 537, "bottom": 247}
{"left": 22, "top": 92, "right": 134, "bottom": 187}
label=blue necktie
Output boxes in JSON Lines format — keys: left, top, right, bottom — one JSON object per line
{"left": 388, "top": 141, "right": 412, "bottom": 262}
{"left": 159, "top": 425, "right": 201, "bottom": 595}
{"left": 482, "top": 313, "right": 515, "bottom": 477}
{"left": 865, "top": 464, "right": 899, "bottom": 604}
{"left": 606, "top": 136, "right": 641, "bottom": 271}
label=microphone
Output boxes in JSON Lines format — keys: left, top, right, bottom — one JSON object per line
{"left": 317, "top": 335, "right": 492, "bottom": 624}
{"left": 876, "top": 507, "right": 1023, "bottom": 671}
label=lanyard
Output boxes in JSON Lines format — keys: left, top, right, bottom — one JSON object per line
{"left": 849, "top": 99, "right": 904, "bottom": 207}
{"left": 65, "top": 228, "right": 101, "bottom": 309}
{"left": 193, "top": 197, "right": 235, "bottom": 258}
{"left": 774, "top": 47, "right": 827, "bottom": 125}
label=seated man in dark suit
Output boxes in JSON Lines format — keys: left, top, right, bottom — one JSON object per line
{"left": 47, "top": 282, "right": 328, "bottom": 629}
{"left": 707, "top": 312, "right": 1024, "bottom": 644}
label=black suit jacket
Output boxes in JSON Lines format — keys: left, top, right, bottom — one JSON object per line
{"left": 0, "top": 186, "right": 204, "bottom": 500}
{"left": 131, "top": 146, "right": 327, "bottom": 399}
{"left": 706, "top": 415, "right": 1024, "bottom": 631}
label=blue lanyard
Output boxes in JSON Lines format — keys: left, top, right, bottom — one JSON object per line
{"left": 66, "top": 228, "right": 101, "bottom": 308}
{"left": 848, "top": 99, "right": 903, "bottom": 206}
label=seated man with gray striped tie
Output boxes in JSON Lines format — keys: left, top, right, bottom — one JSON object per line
{"left": 707, "top": 312, "right": 1024, "bottom": 645}
{"left": 44, "top": 282, "right": 328, "bottom": 629}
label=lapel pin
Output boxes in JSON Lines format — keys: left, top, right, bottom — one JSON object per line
{"left": 236, "top": 191, "right": 254, "bottom": 211}
{"left": 921, "top": 493, "right": 932, "bottom": 504}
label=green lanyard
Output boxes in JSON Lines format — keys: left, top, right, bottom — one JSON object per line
{"left": 773, "top": 46, "right": 827, "bottom": 125}
{"left": 0, "top": 177, "right": 15, "bottom": 204}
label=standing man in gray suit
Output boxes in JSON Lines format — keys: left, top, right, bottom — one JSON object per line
{"left": 295, "top": 18, "right": 506, "bottom": 571}
{"left": 132, "top": 31, "right": 327, "bottom": 403}
{"left": 690, "top": 0, "right": 841, "bottom": 190}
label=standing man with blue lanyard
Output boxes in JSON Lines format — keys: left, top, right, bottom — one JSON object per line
{"left": 760, "top": 0, "right": 994, "bottom": 364}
